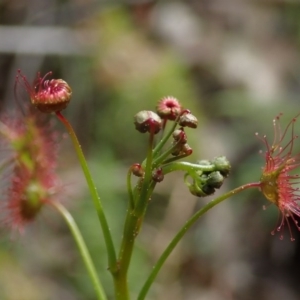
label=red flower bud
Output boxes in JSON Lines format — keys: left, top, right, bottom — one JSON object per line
{"left": 134, "top": 111, "right": 162, "bottom": 134}
{"left": 152, "top": 168, "right": 164, "bottom": 182}
{"left": 172, "top": 128, "right": 187, "bottom": 144}
{"left": 17, "top": 70, "right": 72, "bottom": 113}
{"left": 156, "top": 96, "right": 182, "bottom": 120}
{"left": 131, "top": 163, "right": 144, "bottom": 177}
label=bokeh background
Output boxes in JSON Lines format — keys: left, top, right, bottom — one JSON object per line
{"left": 1, "top": 0, "right": 300, "bottom": 299}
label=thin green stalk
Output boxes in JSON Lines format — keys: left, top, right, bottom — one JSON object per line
{"left": 162, "top": 161, "right": 217, "bottom": 175}
{"left": 137, "top": 182, "right": 261, "bottom": 300}
{"left": 160, "top": 152, "right": 191, "bottom": 165}
{"left": 152, "top": 141, "right": 185, "bottom": 168}
{"left": 152, "top": 129, "right": 192, "bottom": 168}
{"left": 50, "top": 201, "right": 107, "bottom": 300}
{"left": 55, "top": 111, "right": 117, "bottom": 272}
{"left": 155, "top": 118, "right": 168, "bottom": 147}
{"left": 152, "top": 118, "right": 179, "bottom": 158}
{"left": 136, "top": 129, "right": 155, "bottom": 213}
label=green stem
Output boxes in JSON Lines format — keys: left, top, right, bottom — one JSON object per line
{"left": 136, "top": 130, "right": 154, "bottom": 213}
{"left": 113, "top": 273, "right": 130, "bottom": 300}
{"left": 114, "top": 207, "right": 140, "bottom": 300}
{"left": 55, "top": 112, "right": 117, "bottom": 272}
{"left": 50, "top": 201, "right": 107, "bottom": 300}
{"left": 137, "top": 182, "right": 261, "bottom": 300}
{"left": 162, "top": 161, "right": 217, "bottom": 175}
{"left": 160, "top": 152, "right": 191, "bottom": 165}
{"left": 115, "top": 130, "right": 157, "bottom": 299}
{"left": 152, "top": 141, "right": 186, "bottom": 168}
{"left": 152, "top": 118, "right": 178, "bottom": 158}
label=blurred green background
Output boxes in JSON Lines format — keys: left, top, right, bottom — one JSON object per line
{"left": 1, "top": 0, "right": 300, "bottom": 299}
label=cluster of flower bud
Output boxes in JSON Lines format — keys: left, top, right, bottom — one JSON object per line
{"left": 134, "top": 96, "right": 198, "bottom": 136}
{"left": 132, "top": 96, "right": 201, "bottom": 186}
{"left": 185, "top": 156, "right": 231, "bottom": 197}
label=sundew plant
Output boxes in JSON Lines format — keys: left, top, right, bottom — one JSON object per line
{"left": 0, "top": 70, "right": 300, "bottom": 299}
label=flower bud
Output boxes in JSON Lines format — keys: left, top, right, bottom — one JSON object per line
{"left": 152, "top": 168, "right": 164, "bottom": 182}
{"left": 182, "top": 143, "right": 193, "bottom": 155}
{"left": 172, "top": 128, "right": 187, "bottom": 144}
{"left": 187, "top": 177, "right": 218, "bottom": 197}
{"left": 131, "top": 163, "right": 144, "bottom": 177}
{"left": 184, "top": 163, "right": 227, "bottom": 197}
{"left": 156, "top": 96, "right": 182, "bottom": 120}
{"left": 134, "top": 111, "right": 162, "bottom": 134}
{"left": 188, "top": 184, "right": 207, "bottom": 197}
{"left": 211, "top": 156, "right": 231, "bottom": 177}
{"left": 201, "top": 184, "right": 216, "bottom": 196}
{"left": 206, "top": 171, "right": 224, "bottom": 189}
{"left": 178, "top": 112, "right": 198, "bottom": 128}
{"left": 17, "top": 70, "right": 72, "bottom": 113}
{"left": 171, "top": 142, "right": 192, "bottom": 156}
{"left": 32, "top": 79, "right": 72, "bottom": 113}
{"left": 171, "top": 142, "right": 182, "bottom": 156}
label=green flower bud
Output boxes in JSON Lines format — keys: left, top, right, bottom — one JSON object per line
{"left": 201, "top": 184, "right": 216, "bottom": 196}
{"left": 212, "top": 156, "right": 231, "bottom": 177}
{"left": 187, "top": 182, "right": 207, "bottom": 197}
{"left": 206, "top": 171, "right": 224, "bottom": 189}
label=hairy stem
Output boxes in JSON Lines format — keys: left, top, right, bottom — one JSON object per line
{"left": 115, "top": 129, "right": 156, "bottom": 299}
